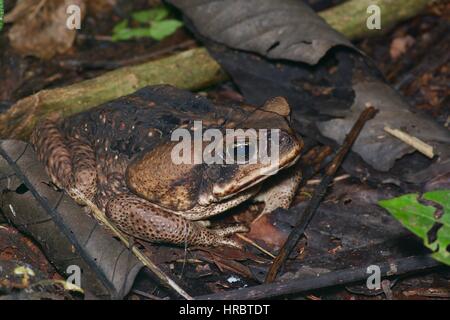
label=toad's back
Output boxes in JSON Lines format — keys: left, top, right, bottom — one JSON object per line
{"left": 62, "top": 85, "right": 240, "bottom": 159}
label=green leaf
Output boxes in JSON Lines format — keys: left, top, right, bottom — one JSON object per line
{"left": 112, "top": 20, "right": 129, "bottom": 33}
{"left": 112, "top": 6, "right": 182, "bottom": 42}
{"left": 148, "top": 19, "right": 183, "bottom": 41}
{"left": 0, "top": 0, "right": 4, "bottom": 32}
{"left": 131, "top": 6, "right": 169, "bottom": 23}
{"left": 112, "top": 27, "right": 152, "bottom": 42}
{"left": 379, "top": 189, "right": 450, "bottom": 266}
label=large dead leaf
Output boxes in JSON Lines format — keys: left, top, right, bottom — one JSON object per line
{"left": 0, "top": 140, "right": 143, "bottom": 299}
{"left": 166, "top": 0, "right": 354, "bottom": 65}
{"left": 5, "top": 0, "right": 86, "bottom": 59}
{"left": 316, "top": 80, "right": 450, "bottom": 173}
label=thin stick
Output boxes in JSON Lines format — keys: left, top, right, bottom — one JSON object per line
{"left": 265, "top": 107, "right": 378, "bottom": 283}
{"left": 236, "top": 234, "right": 276, "bottom": 259}
{"left": 70, "top": 188, "right": 193, "bottom": 300}
{"left": 306, "top": 174, "right": 351, "bottom": 186}
{"left": 384, "top": 126, "right": 434, "bottom": 158}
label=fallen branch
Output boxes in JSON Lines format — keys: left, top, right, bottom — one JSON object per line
{"left": 70, "top": 188, "right": 193, "bottom": 300}
{"left": 384, "top": 126, "right": 434, "bottom": 158}
{"left": 265, "top": 107, "right": 378, "bottom": 283}
{"left": 306, "top": 174, "right": 351, "bottom": 186}
{"left": 197, "top": 255, "right": 441, "bottom": 300}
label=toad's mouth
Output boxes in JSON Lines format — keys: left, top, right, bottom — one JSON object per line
{"left": 212, "top": 142, "right": 302, "bottom": 201}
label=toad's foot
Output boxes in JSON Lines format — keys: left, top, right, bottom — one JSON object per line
{"left": 106, "top": 193, "right": 246, "bottom": 248}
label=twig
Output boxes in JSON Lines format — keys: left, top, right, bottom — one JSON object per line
{"left": 384, "top": 126, "right": 434, "bottom": 158}
{"left": 236, "top": 234, "right": 276, "bottom": 259}
{"left": 70, "top": 188, "right": 193, "bottom": 300}
{"left": 306, "top": 174, "right": 351, "bottom": 186}
{"left": 265, "top": 107, "right": 378, "bottom": 283}
{"left": 175, "top": 259, "right": 203, "bottom": 264}
{"left": 76, "top": 34, "right": 114, "bottom": 42}
{"left": 196, "top": 255, "right": 440, "bottom": 300}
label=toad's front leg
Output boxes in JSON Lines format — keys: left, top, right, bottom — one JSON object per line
{"left": 253, "top": 165, "right": 302, "bottom": 221}
{"left": 106, "top": 193, "right": 246, "bottom": 248}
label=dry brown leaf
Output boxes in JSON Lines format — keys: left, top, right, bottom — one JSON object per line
{"left": 247, "top": 215, "right": 289, "bottom": 251}
{"left": 389, "top": 35, "right": 415, "bottom": 60}
{"left": 6, "top": 0, "right": 86, "bottom": 59}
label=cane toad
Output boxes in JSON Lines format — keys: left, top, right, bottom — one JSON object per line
{"left": 31, "top": 86, "right": 303, "bottom": 248}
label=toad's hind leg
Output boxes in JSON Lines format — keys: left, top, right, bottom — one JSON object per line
{"left": 31, "top": 116, "right": 97, "bottom": 203}
{"left": 106, "top": 193, "right": 245, "bottom": 248}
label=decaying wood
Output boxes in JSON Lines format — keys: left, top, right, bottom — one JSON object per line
{"left": 384, "top": 126, "right": 435, "bottom": 158}
{"left": 0, "top": 48, "right": 227, "bottom": 140}
{"left": 0, "top": 1, "right": 430, "bottom": 140}
{"left": 265, "top": 107, "right": 378, "bottom": 283}
{"left": 197, "top": 255, "right": 441, "bottom": 300}
{"left": 319, "top": 0, "right": 433, "bottom": 40}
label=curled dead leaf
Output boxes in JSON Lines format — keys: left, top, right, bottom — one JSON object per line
{"left": 6, "top": 0, "right": 86, "bottom": 59}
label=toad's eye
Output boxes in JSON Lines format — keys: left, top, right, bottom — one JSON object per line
{"left": 233, "top": 142, "right": 256, "bottom": 164}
